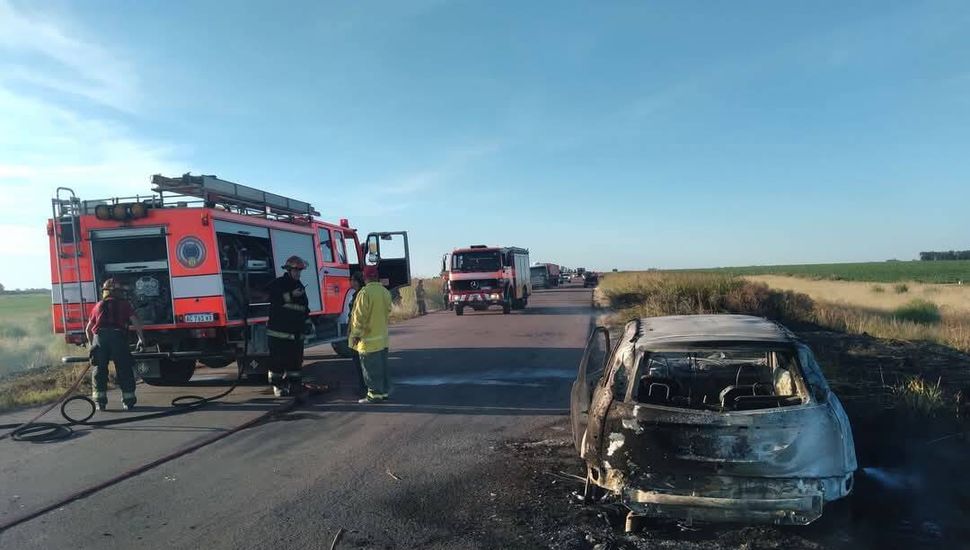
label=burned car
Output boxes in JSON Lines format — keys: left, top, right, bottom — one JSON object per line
{"left": 570, "top": 315, "right": 857, "bottom": 526}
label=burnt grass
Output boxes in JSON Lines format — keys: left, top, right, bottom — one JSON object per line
{"left": 497, "top": 328, "right": 970, "bottom": 550}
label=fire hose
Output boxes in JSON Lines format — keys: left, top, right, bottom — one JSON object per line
{"left": 2, "top": 258, "right": 260, "bottom": 444}
{"left": 0, "top": 354, "right": 247, "bottom": 443}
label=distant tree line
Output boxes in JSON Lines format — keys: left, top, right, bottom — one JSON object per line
{"left": 0, "top": 284, "right": 50, "bottom": 295}
{"left": 920, "top": 250, "right": 970, "bottom": 261}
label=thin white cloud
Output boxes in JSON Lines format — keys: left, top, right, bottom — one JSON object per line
{"left": 0, "top": 1, "right": 183, "bottom": 289}
{"left": 372, "top": 141, "right": 502, "bottom": 195}
{"left": 0, "top": 0, "right": 137, "bottom": 111}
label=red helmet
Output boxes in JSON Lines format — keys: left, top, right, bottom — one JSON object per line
{"left": 363, "top": 265, "right": 379, "bottom": 280}
{"left": 282, "top": 256, "right": 307, "bottom": 270}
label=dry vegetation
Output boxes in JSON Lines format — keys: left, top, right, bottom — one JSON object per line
{"left": 597, "top": 271, "right": 970, "bottom": 417}
{"left": 599, "top": 272, "right": 970, "bottom": 354}
{"left": 745, "top": 274, "right": 970, "bottom": 353}
{"left": 0, "top": 293, "right": 90, "bottom": 411}
{"left": 390, "top": 277, "right": 446, "bottom": 321}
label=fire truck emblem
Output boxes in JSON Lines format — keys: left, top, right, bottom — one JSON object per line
{"left": 470, "top": 281, "right": 479, "bottom": 289}
{"left": 176, "top": 236, "right": 206, "bottom": 268}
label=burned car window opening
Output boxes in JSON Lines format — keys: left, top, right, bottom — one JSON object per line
{"left": 634, "top": 347, "right": 807, "bottom": 411}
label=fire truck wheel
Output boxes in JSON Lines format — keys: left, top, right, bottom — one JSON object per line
{"left": 142, "top": 359, "right": 196, "bottom": 385}
{"left": 331, "top": 341, "right": 354, "bottom": 358}
{"left": 502, "top": 300, "right": 512, "bottom": 314}
{"left": 455, "top": 305, "right": 464, "bottom": 316}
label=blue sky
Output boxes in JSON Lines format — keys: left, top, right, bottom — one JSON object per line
{"left": 1, "top": 0, "right": 969, "bottom": 289}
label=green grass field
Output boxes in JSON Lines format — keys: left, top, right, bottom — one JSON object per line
{"left": 0, "top": 293, "right": 50, "bottom": 316}
{"left": 0, "top": 293, "right": 66, "bottom": 379}
{"left": 681, "top": 260, "right": 970, "bottom": 284}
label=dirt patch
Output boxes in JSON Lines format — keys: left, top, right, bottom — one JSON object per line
{"left": 496, "top": 328, "right": 970, "bottom": 549}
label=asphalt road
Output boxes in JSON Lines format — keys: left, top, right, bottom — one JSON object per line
{"left": 1, "top": 286, "right": 593, "bottom": 549}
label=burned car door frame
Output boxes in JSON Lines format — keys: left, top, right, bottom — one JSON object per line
{"left": 570, "top": 326, "right": 611, "bottom": 454}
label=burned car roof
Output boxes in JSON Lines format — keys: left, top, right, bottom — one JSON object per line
{"left": 633, "top": 314, "right": 798, "bottom": 347}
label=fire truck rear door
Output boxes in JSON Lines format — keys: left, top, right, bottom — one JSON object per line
{"left": 270, "top": 229, "right": 322, "bottom": 312}
{"left": 365, "top": 232, "right": 411, "bottom": 289}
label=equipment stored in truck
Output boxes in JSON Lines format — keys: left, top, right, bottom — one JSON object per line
{"left": 48, "top": 174, "right": 411, "bottom": 385}
{"left": 449, "top": 245, "right": 530, "bottom": 315}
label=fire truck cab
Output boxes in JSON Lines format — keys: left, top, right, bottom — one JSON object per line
{"left": 48, "top": 174, "right": 411, "bottom": 385}
{"left": 449, "top": 245, "right": 530, "bottom": 316}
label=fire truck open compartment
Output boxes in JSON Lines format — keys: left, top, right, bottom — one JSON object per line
{"left": 216, "top": 230, "right": 276, "bottom": 320}
{"left": 90, "top": 228, "right": 174, "bottom": 325}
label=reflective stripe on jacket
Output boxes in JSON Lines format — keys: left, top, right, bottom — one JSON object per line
{"left": 350, "top": 282, "right": 392, "bottom": 354}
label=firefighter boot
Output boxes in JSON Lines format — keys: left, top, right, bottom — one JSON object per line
{"left": 285, "top": 371, "right": 306, "bottom": 403}
{"left": 268, "top": 371, "right": 289, "bottom": 397}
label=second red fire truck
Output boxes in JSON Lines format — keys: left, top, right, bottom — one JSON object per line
{"left": 48, "top": 174, "right": 411, "bottom": 385}
{"left": 448, "top": 245, "right": 531, "bottom": 315}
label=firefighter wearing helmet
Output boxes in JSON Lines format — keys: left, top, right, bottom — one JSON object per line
{"left": 266, "top": 255, "right": 311, "bottom": 397}
{"left": 84, "top": 278, "right": 145, "bottom": 411}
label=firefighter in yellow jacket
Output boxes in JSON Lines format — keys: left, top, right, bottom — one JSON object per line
{"left": 350, "top": 265, "right": 393, "bottom": 403}
{"left": 266, "top": 255, "right": 310, "bottom": 397}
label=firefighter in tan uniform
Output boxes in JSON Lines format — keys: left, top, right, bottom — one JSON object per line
{"left": 266, "top": 256, "right": 310, "bottom": 397}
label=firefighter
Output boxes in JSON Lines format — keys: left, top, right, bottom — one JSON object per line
{"left": 266, "top": 255, "right": 310, "bottom": 398}
{"left": 85, "top": 279, "right": 144, "bottom": 411}
{"left": 351, "top": 265, "right": 393, "bottom": 403}
{"left": 347, "top": 271, "right": 367, "bottom": 397}
{"left": 415, "top": 279, "right": 427, "bottom": 316}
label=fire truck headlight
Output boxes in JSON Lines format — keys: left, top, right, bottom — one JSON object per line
{"left": 94, "top": 204, "right": 111, "bottom": 220}
{"left": 490, "top": 293, "right": 500, "bottom": 299}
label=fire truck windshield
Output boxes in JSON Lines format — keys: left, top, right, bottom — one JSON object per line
{"left": 453, "top": 251, "right": 501, "bottom": 272}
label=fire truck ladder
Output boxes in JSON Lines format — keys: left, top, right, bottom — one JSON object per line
{"left": 51, "top": 187, "right": 88, "bottom": 339}
{"left": 151, "top": 173, "right": 320, "bottom": 221}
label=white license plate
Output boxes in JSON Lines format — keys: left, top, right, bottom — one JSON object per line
{"left": 184, "top": 313, "right": 215, "bottom": 323}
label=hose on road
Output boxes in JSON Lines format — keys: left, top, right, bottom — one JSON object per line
{"left": 0, "top": 362, "right": 245, "bottom": 443}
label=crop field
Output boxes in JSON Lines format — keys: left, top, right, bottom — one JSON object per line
{"left": 682, "top": 260, "right": 970, "bottom": 283}
{"left": 0, "top": 293, "right": 65, "bottom": 380}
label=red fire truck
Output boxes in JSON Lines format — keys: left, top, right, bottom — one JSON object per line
{"left": 448, "top": 245, "right": 530, "bottom": 315}
{"left": 48, "top": 174, "right": 410, "bottom": 385}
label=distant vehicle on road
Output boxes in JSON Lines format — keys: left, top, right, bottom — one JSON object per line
{"left": 449, "top": 245, "right": 530, "bottom": 315}
{"left": 530, "top": 263, "right": 561, "bottom": 289}
{"left": 571, "top": 315, "right": 857, "bottom": 526}
{"left": 582, "top": 271, "right": 599, "bottom": 287}
{"left": 530, "top": 265, "right": 550, "bottom": 289}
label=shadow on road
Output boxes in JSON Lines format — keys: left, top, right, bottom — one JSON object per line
{"left": 304, "top": 347, "right": 582, "bottom": 414}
